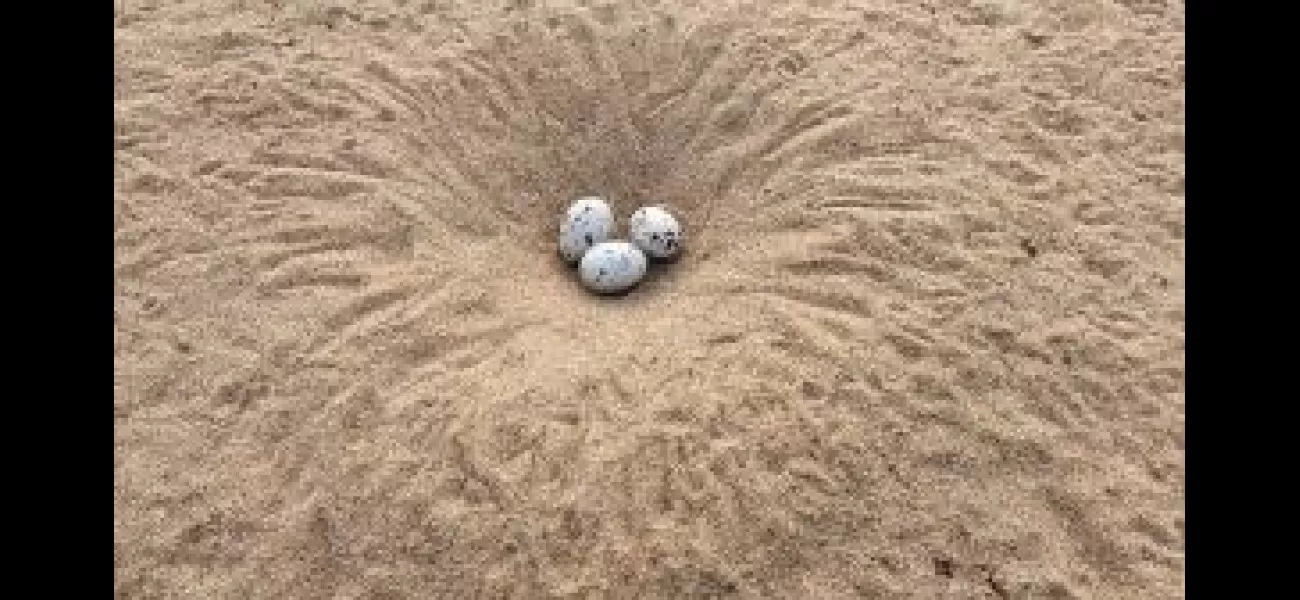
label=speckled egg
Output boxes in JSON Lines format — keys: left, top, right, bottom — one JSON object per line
{"left": 558, "top": 196, "right": 615, "bottom": 264}
{"left": 579, "top": 241, "right": 648, "bottom": 294}
{"left": 629, "top": 205, "right": 683, "bottom": 260}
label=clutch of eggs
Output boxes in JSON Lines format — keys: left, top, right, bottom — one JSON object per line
{"left": 557, "top": 197, "right": 684, "bottom": 294}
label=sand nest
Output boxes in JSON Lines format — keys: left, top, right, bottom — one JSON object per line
{"left": 115, "top": 0, "right": 1184, "bottom": 597}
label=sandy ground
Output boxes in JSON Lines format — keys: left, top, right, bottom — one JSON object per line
{"left": 114, "top": 0, "right": 1184, "bottom": 597}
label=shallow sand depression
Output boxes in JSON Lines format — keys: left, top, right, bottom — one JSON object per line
{"left": 115, "top": 0, "right": 1184, "bottom": 598}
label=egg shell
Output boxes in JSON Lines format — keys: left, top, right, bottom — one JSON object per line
{"left": 558, "top": 196, "right": 615, "bottom": 264}
{"left": 629, "top": 205, "right": 684, "bottom": 260}
{"left": 579, "top": 241, "right": 648, "bottom": 294}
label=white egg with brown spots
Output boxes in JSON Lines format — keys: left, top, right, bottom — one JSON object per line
{"left": 629, "top": 205, "right": 684, "bottom": 260}
{"left": 558, "top": 196, "right": 615, "bottom": 264}
{"left": 579, "top": 241, "right": 648, "bottom": 294}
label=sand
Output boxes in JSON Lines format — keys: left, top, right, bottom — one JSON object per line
{"left": 114, "top": 0, "right": 1184, "bottom": 597}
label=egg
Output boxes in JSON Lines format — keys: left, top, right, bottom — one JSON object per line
{"left": 579, "top": 241, "right": 648, "bottom": 294}
{"left": 558, "top": 196, "right": 615, "bottom": 264}
{"left": 629, "top": 205, "right": 684, "bottom": 260}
